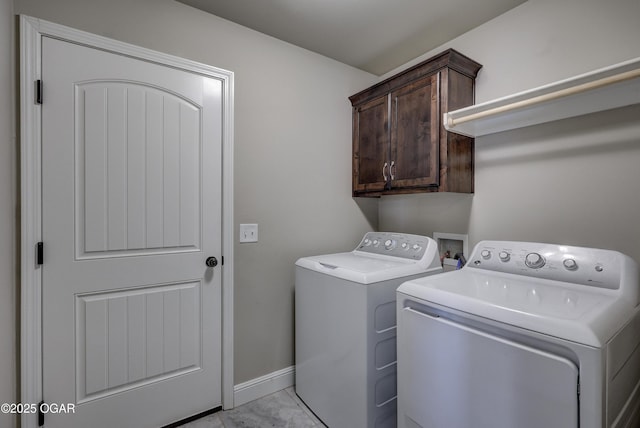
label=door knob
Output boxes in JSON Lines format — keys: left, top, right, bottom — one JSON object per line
{"left": 206, "top": 256, "right": 218, "bottom": 268}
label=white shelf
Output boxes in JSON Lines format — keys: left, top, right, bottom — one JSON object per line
{"left": 444, "top": 56, "right": 640, "bottom": 137}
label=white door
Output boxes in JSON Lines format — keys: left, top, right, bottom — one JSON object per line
{"left": 41, "top": 36, "right": 223, "bottom": 428}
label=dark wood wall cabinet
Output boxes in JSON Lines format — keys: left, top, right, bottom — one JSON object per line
{"left": 349, "top": 49, "right": 482, "bottom": 197}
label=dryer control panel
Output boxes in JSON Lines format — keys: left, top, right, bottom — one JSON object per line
{"left": 467, "top": 240, "right": 633, "bottom": 291}
{"left": 355, "top": 232, "right": 435, "bottom": 261}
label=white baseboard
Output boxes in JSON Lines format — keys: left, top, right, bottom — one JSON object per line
{"left": 233, "top": 365, "right": 295, "bottom": 407}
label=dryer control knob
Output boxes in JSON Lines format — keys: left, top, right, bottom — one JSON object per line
{"left": 363, "top": 238, "right": 372, "bottom": 246}
{"left": 401, "top": 242, "right": 409, "bottom": 250}
{"left": 498, "top": 251, "right": 510, "bottom": 262}
{"left": 563, "top": 259, "right": 578, "bottom": 271}
{"left": 481, "top": 250, "right": 491, "bottom": 260}
{"left": 384, "top": 239, "right": 396, "bottom": 250}
{"left": 412, "top": 244, "right": 422, "bottom": 251}
{"left": 525, "top": 252, "right": 546, "bottom": 269}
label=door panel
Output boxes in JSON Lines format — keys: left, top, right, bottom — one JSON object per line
{"left": 397, "top": 306, "right": 579, "bottom": 428}
{"left": 42, "top": 36, "right": 222, "bottom": 428}
{"left": 76, "top": 282, "right": 201, "bottom": 402}
{"left": 76, "top": 81, "right": 201, "bottom": 257}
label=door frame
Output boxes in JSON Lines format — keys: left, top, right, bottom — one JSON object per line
{"left": 19, "top": 15, "right": 235, "bottom": 428}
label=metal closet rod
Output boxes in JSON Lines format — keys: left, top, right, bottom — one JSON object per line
{"left": 447, "top": 67, "right": 640, "bottom": 128}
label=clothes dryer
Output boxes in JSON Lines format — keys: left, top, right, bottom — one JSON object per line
{"left": 296, "top": 232, "right": 442, "bottom": 428}
{"left": 397, "top": 241, "right": 640, "bottom": 428}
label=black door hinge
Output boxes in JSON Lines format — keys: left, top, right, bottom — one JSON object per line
{"left": 35, "top": 80, "right": 43, "bottom": 104}
{"left": 36, "top": 242, "right": 43, "bottom": 265}
{"left": 38, "top": 400, "right": 45, "bottom": 426}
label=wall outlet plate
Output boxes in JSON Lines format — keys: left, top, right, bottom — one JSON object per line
{"left": 239, "top": 223, "right": 258, "bottom": 243}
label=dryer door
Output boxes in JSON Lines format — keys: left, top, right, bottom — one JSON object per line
{"left": 397, "top": 306, "right": 579, "bottom": 428}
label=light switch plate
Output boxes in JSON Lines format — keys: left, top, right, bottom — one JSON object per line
{"left": 239, "top": 223, "right": 258, "bottom": 243}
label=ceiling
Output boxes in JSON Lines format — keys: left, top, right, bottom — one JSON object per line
{"left": 177, "top": 0, "right": 526, "bottom": 75}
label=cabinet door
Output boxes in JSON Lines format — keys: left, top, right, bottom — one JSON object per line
{"left": 390, "top": 73, "right": 439, "bottom": 188}
{"left": 353, "top": 94, "right": 389, "bottom": 194}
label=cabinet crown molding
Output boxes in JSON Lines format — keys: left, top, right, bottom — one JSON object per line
{"left": 349, "top": 49, "right": 482, "bottom": 106}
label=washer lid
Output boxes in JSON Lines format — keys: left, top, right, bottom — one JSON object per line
{"left": 397, "top": 269, "right": 634, "bottom": 347}
{"left": 296, "top": 252, "right": 441, "bottom": 284}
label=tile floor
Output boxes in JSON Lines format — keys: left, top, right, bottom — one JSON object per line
{"left": 177, "top": 387, "right": 326, "bottom": 428}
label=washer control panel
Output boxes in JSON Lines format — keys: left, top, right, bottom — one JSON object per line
{"left": 468, "top": 240, "right": 623, "bottom": 290}
{"left": 356, "top": 232, "right": 433, "bottom": 261}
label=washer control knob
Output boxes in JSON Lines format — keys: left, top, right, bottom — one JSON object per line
{"left": 563, "top": 259, "right": 578, "bottom": 271}
{"left": 384, "top": 239, "right": 396, "bottom": 250}
{"left": 525, "top": 253, "right": 546, "bottom": 269}
{"left": 401, "top": 242, "right": 409, "bottom": 250}
{"left": 498, "top": 251, "right": 510, "bottom": 262}
{"left": 481, "top": 250, "right": 491, "bottom": 260}
{"left": 363, "top": 238, "right": 371, "bottom": 246}
{"left": 412, "top": 244, "right": 422, "bottom": 251}
{"left": 372, "top": 240, "right": 379, "bottom": 246}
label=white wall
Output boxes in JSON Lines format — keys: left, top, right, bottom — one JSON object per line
{"left": 13, "top": 0, "right": 378, "bottom": 387}
{"left": 0, "top": 0, "right": 16, "bottom": 426}
{"left": 379, "top": 0, "right": 640, "bottom": 263}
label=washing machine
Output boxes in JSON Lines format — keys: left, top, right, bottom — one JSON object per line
{"left": 396, "top": 240, "right": 640, "bottom": 428}
{"left": 295, "top": 232, "right": 443, "bottom": 428}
